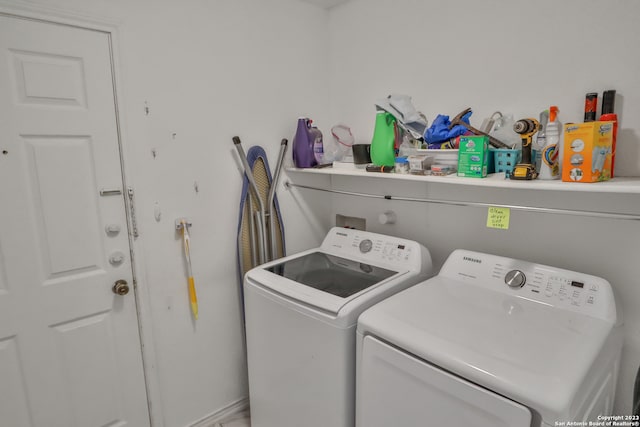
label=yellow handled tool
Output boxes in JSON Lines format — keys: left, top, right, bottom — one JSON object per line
{"left": 177, "top": 219, "right": 198, "bottom": 319}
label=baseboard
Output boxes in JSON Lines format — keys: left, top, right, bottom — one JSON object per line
{"left": 189, "top": 397, "right": 249, "bottom": 427}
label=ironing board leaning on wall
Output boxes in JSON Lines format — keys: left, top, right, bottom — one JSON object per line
{"left": 234, "top": 138, "right": 287, "bottom": 282}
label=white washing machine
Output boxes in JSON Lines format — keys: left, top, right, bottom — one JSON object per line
{"left": 356, "top": 249, "right": 623, "bottom": 427}
{"left": 243, "top": 227, "right": 433, "bottom": 427}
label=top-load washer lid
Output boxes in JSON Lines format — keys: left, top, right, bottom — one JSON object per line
{"left": 245, "top": 227, "right": 432, "bottom": 318}
{"left": 357, "top": 249, "right": 622, "bottom": 423}
{"left": 265, "top": 251, "right": 396, "bottom": 298}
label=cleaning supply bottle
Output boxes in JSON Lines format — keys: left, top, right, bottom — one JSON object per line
{"left": 310, "top": 125, "right": 324, "bottom": 165}
{"left": 370, "top": 111, "right": 397, "bottom": 167}
{"left": 600, "top": 90, "right": 618, "bottom": 177}
{"left": 539, "top": 106, "right": 561, "bottom": 180}
{"left": 534, "top": 110, "right": 548, "bottom": 173}
{"left": 292, "top": 117, "right": 317, "bottom": 168}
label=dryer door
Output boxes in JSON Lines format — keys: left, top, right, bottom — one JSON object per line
{"left": 357, "top": 336, "right": 532, "bottom": 427}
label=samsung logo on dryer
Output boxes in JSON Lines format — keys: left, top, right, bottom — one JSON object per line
{"left": 463, "top": 256, "right": 482, "bottom": 264}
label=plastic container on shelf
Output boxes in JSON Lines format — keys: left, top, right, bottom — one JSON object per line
{"left": 493, "top": 149, "right": 521, "bottom": 176}
{"left": 394, "top": 157, "right": 409, "bottom": 174}
{"left": 415, "top": 149, "right": 458, "bottom": 167}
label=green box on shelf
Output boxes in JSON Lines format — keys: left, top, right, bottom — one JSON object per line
{"left": 457, "top": 135, "right": 488, "bottom": 178}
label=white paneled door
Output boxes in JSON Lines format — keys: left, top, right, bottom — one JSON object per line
{"left": 0, "top": 13, "right": 150, "bottom": 427}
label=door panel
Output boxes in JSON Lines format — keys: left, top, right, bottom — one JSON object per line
{"left": 357, "top": 335, "right": 532, "bottom": 427}
{"left": 26, "top": 135, "right": 103, "bottom": 275}
{"left": 53, "top": 313, "right": 122, "bottom": 427}
{"left": 0, "top": 337, "right": 32, "bottom": 426}
{"left": 0, "top": 13, "right": 149, "bottom": 427}
{"left": 0, "top": 242, "right": 7, "bottom": 292}
{"left": 10, "top": 48, "right": 88, "bottom": 108}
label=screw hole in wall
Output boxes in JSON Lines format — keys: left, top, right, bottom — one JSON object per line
{"left": 2, "top": 150, "right": 7, "bottom": 155}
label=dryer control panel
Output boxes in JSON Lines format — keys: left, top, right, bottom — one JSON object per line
{"left": 320, "top": 227, "right": 429, "bottom": 273}
{"left": 496, "top": 267, "right": 604, "bottom": 315}
{"left": 439, "top": 249, "right": 617, "bottom": 323}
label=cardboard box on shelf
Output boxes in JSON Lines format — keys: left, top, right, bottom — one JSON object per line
{"left": 562, "top": 121, "right": 614, "bottom": 183}
{"left": 457, "top": 135, "right": 488, "bottom": 178}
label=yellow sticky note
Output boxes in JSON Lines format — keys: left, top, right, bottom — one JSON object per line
{"left": 487, "top": 206, "right": 510, "bottom": 230}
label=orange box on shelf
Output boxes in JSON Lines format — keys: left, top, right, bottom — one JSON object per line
{"left": 562, "top": 121, "right": 614, "bottom": 183}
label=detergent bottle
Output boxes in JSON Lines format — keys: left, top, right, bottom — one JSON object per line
{"left": 370, "top": 111, "right": 397, "bottom": 167}
{"left": 292, "top": 117, "right": 317, "bottom": 168}
{"left": 539, "top": 106, "right": 561, "bottom": 180}
{"left": 309, "top": 124, "right": 324, "bottom": 165}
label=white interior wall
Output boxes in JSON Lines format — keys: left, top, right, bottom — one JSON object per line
{"left": 320, "top": 0, "right": 640, "bottom": 416}
{"left": 5, "top": 0, "right": 331, "bottom": 426}
{"left": 327, "top": 0, "right": 640, "bottom": 176}
{"left": 120, "top": 2, "right": 331, "bottom": 425}
{"left": 8, "top": 0, "right": 639, "bottom": 423}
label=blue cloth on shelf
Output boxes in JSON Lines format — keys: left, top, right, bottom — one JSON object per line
{"left": 424, "top": 112, "right": 471, "bottom": 144}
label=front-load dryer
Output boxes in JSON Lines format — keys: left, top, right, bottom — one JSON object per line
{"left": 244, "top": 227, "right": 433, "bottom": 427}
{"left": 356, "top": 249, "right": 622, "bottom": 427}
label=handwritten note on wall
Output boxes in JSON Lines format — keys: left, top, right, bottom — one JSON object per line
{"left": 486, "top": 207, "right": 510, "bottom": 230}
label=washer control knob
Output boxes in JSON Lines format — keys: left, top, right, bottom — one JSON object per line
{"left": 505, "top": 270, "right": 526, "bottom": 288}
{"left": 359, "top": 239, "right": 373, "bottom": 253}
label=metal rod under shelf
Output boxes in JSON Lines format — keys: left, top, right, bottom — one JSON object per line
{"left": 284, "top": 181, "right": 640, "bottom": 222}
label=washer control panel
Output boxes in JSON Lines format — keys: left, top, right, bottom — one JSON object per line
{"left": 321, "top": 227, "right": 425, "bottom": 270}
{"left": 439, "top": 249, "right": 617, "bottom": 322}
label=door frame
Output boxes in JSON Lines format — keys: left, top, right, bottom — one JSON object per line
{"left": 0, "top": 2, "right": 162, "bottom": 426}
